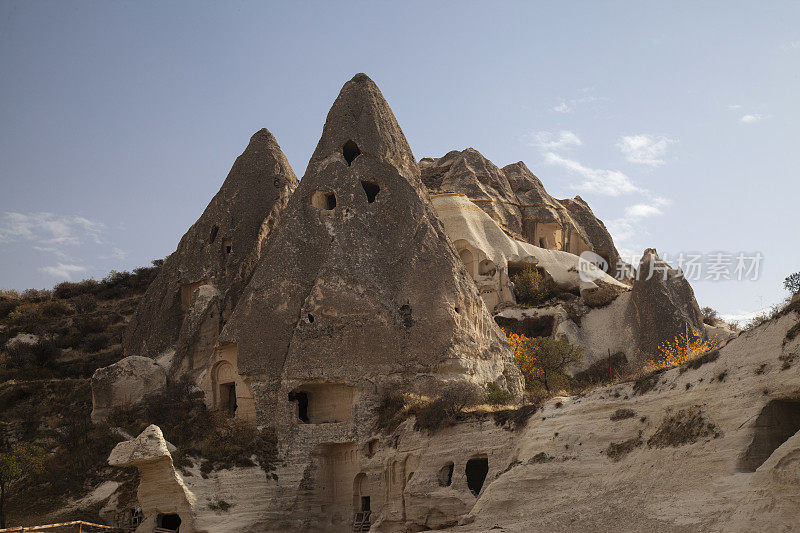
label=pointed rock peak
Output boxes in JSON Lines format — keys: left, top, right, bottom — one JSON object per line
{"left": 308, "top": 73, "right": 417, "bottom": 177}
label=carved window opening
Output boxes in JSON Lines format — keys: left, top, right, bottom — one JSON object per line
{"left": 288, "top": 391, "right": 310, "bottom": 423}
{"left": 311, "top": 190, "right": 337, "bottom": 210}
{"left": 438, "top": 462, "right": 454, "bottom": 487}
{"left": 343, "top": 140, "right": 361, "bottom": 165}
{"left": 361, "top": 180, "right": 380, "bottom": 203}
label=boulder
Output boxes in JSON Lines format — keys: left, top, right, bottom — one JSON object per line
{"left": 91, "top": 356, "right": 167, "bottom": 423}
{"left": 630, "top": 248, "right": 705, "bottom": 357}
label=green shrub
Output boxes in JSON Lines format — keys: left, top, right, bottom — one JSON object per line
{"left": 485, "top": 382, "right": 515, "bottom": 406}
{"left": 511, "top": 265, "right": 555, "bottom": 305}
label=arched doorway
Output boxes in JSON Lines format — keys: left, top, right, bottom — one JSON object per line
{"left": 212, "top": 361, "right": 237, "bottom": 417}
{"left": 353, "top": 472, "right": 371, "bottom": 531}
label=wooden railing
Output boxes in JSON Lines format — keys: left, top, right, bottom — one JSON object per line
{"left": 352, "top": 510, "right": 371, "bottom": 531}
{"left": 0, "top": 521, "right": 121, "bottom": 532}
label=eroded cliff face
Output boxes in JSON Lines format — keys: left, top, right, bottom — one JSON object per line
{"left": 112, "top": 309, "right": 800, "bottom": 533}
{"left": 420, "top": 150, "right": 621, "bottom": 270}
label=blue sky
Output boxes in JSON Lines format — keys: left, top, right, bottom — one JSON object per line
{"left": 1, "top": 1, "right": 798, "bottom": 320}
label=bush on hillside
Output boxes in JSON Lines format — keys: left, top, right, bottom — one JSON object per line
{"left": 413, "top": 381, "right": 483, "bottom": 432}
{"left": 511, "top": 265, "right": 555, "bottom": 305}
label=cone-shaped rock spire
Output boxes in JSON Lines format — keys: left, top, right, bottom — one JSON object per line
{"left": 123, "top": 129, "right": 298, "bottom": 361}
{"left": 219, "top": 74, "right": 521, "bottom": 425}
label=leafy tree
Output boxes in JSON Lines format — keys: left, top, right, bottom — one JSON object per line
{"left": 784, "top": 272, "right": 800, "bottom": 294}
{"left": 504, "top": 331, "right": 583, "bottom": 393}
{"left": 700, "top": 306, "right": 719, "bottom": 326}
{"left": 510, "top": 265, "right": 555, "bottom": 305}
{"left": 0, "top": 442, "right": 46, "bottom": 527}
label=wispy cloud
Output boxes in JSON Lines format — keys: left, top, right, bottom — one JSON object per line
{"left": 727, "top": 104, "right": 742, "bottom": 110}
{"left": 780, "top": 40, "right": 800, "bottom": 51}
{"left": 523, "top": 130, "right": 582, "bottom": 150}
{"left": 740, "top": 113, "right": 767, "bottom": 124}
{"left": 100, "top": 247, "right": 128, "bottom": 261}
{"left": 624, "top": 203, "right": 663, "bottom": 218}
{"left": 550, "top": 92, "right": 606, "bottom": 114}
{"left": 617, "top": 134, "right": 676, "bottom": 166}
{"left": 543, "top": 152, "right": 640, "bottom": 196}
{"left": 39, "top": 263, "right": 88, "bottom": 280}
{"left": 0, "top": 212, "right": 104, "bottom": 246}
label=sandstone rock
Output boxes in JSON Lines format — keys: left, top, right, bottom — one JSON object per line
{"left": 630, "top": 248, "right": 705, "bottom": 357}
{"left": 91, "top": 356, "right": 167, "bottom": 423}
{"left": 122, "top": 129, "right": 298, "bottom": 367}
{"left": 219, "top": 74, "right": 522, "bottom": 410}
{"left": 109, "top": 425, "right": 197, "bottom": 532}
{"left": 421, "top": 149, "right": 621, "bottom": 269}
{"left": 430, "top": 193, "right": 628, "bottom": 312}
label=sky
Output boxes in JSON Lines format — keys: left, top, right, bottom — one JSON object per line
{"left": 1, "top": 1, "right": 798, "bottom": 321}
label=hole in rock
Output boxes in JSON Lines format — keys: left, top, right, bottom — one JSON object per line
{"left": 307, "top": 313, "right": 314, "bottom": 323}
{"left": 438, "top": 462, "right": 454, "bottom": 487}
{"left": 361, "top": 180, "right": 380, "bottom": 203}
{"left": 289, "top": 384, "right": 356, "bottom": 423}
{"left": 311, "top": 190, "right": 337, "bottom": 210}
{"left": 209, "top": 225, "right": 219, "bottom": 244}
{"left": 494, "top": 315, "right": 554, "bottom": 338}
{"left": 343, "top": 140, "right": 361, "bottom": 165}
{"left": 288, "top": 391, "right": 310, "bottom": 423}
{"left": 737, "top": 399, "right": 800, "bottom": 472}
{"left": 465, "top": 456, "right": 488, "bottom": 496}
{"left": 156, "top": 513, "right": 181, "bottom": 531}
{"left": 224, "top": 238, "right": 232, "bottom": 254}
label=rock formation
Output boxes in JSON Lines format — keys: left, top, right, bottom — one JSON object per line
{"left": 421, "top": 149, "right": 621, "bottom": 269}
{"left": 109, "top": 425, "right": 196, "bottom": 532}
{"left": 217, "top": 73, "right": 522, "bottom": 427}
{"left": 430, "top": 192, "right": 627, "bottom": 313}
{"left": 91, "top": 356, "right": 167, "bottom": 422}
{"left": 631, "top": 248, "right": 705, "bottom": 356}
{"left": 95, "top": 74, "right": 799, "bottom": 533}
{"left": 122, "top": 129, "right": 298, "bottom": 373}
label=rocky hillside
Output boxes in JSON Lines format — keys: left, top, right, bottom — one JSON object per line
{"left": 0, "top": 265, "right": 160, "bottom": 525}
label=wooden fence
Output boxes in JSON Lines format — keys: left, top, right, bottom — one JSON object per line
{"left": 0, "top": 521, "right": 122, "bottom": 532}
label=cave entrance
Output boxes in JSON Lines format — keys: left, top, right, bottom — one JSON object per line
{"left": 494, "top": 315, "right": 554, "bottom": 338}
{"left": 288, "top": 391, "right": 310, "bottom": 423}
{"left": 465, "top": 456, "right": 488, "bottom": 496}
{"left": 737, "top": 399, "right": 800, "bottom": 472}
{"left": 156, "top": 513, "right": 181, "bottom": 531}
